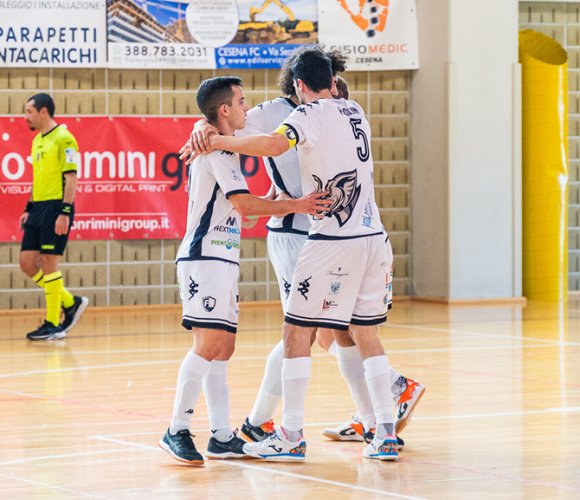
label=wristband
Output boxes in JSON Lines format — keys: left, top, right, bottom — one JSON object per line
{"left": 24, "top": 201, "right": 33, "bottom": 213}
{"left": 61, "top": 203, "right": 73, "bottom": 216}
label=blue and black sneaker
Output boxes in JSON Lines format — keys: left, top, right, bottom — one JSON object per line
{"left": 62, "top": 296, "right": 89, "bottom": 333}
{"left": 240, "top": 417, "right": 275, "bottom": 442}
{"left": 206, "top": 430, "right": 247, "bottom": 459}
{"left": 159, "top": 428, "right": 204, "bottom": 466}
{"left": 26, "top": 320, "right": 65, "bottom": 341}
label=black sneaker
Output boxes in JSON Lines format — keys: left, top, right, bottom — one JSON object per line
{"left": 240, "top": 417, "right": 275, "bottom": 442}
{"left": 159, "top": 428, "right": 204, "bottom": 466}
{"left": 206, "top": 430, "right": 247, "bottom": 459}
{"left": 363, "top": 429, "right": 405, "bottom": 451}
{"left": 26, "top": 320, "right": 66, "bottom": 341}
{"left": 62, "top": 296, "right": 89, "bottom": 333}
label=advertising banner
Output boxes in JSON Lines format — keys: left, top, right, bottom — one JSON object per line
{"left": 0, "top": 0, "right": 107, "bottom": 67}
{"left": 107, "top": 0, "right": 317, "bottom": 69}
{"left": 318, "top": 0, "right": 419, "bottom": 70}
{"left": 0, "top": 116, "right": 270, "bottom": 241}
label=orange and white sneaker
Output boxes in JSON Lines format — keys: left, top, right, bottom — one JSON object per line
{"left": 395, "top": 378, "right": 425, "bottom": 434}
{"left": 323, "top": 416, "right": 364, "bottom": 442}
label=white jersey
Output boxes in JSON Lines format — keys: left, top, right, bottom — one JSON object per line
{"left": 283, "top": 98, "right": 384, "bottom": 240}
{"left": 240, "top": 97, "right": 309, "bottom": 235}
{"left": 176, "top": 149, "right": 249, "bottom": 265}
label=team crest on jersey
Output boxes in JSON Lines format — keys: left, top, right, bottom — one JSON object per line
{"left": 203, "top": 296, "right": 216, "bottom": 312}
{"left": 313, "top": 170, "right": 361, "bottom": 227}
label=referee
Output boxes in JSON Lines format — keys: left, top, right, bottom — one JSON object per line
{"left": 19, "top": 93, "right": 88, "bottom": 341}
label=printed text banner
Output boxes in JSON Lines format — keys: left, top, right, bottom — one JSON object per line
{"left": 0, "top": 116, "right": 270, "bottom": 241}
{"left": 318, "top": 0, "right": 419, "bottom": 70}
{"left": 0, "top": 0, "right": 107, "bottom": 67}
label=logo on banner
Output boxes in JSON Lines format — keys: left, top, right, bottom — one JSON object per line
{"left": 203, "top": 296, "right": 216, "bottom": 312}
{"left": 338, "top": 0, "right": 390, "bottom": 38}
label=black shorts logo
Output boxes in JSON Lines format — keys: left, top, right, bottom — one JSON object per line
{"left": 203, "top": 296, "right": 216, "bottom": 312}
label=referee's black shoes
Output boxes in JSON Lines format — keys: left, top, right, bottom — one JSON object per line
{"left": 26, "top": 320, "right": 66, "bottom": 341}
{"left": 62, "top": 296, "right": 89, "bottom": 333}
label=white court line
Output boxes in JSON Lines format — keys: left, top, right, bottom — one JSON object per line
{"left": 0, "top": 342, "right": 555, "bottom": 380}
{"left": 0, "top": 448, "right": 138, "bottom": 467}
{"left": 0, "top": 471, "right": 106, "bottom": 499}
{"left": 0, "top": 336, "right": 457, "bottom": 359}
{"left": 92, "top": 436, "right": 425, "bottom": 500}
{"left": 386, "top": 322, "right": 580, "bottom": 347}
{"left": 0, "top": 471, "right": 107, "bottom": 499}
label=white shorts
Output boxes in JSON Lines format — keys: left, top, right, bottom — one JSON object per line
{"left": 177, "top": 260, "right": 239, "bottom": 333}
{"left": 267, "top": 231, "right": 307, "bottom": 313}
{"left": 285, "top": 234, "right": 392, "bottom": 331}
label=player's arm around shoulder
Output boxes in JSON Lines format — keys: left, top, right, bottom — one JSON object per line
{"left": 210, "top": 130, "right": 291, "bottom": 158}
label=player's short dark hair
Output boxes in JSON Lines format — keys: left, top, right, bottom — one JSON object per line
{"left": 327, "top": 49, "right": 347, "bottom": 75}
{"left": 27, "top": 93, "right": 55, "bottom": 117}
{"left": 278, "top": 48, "right": 347, "bottom": 96}
{"left": 335, "top": 75, "right": 349, "bottom": 99}
{"left": 196, "top": 76, "right": 242, "bottom": 123}
{"left": 291, "top": 47, "right": 333, "bottom": 93}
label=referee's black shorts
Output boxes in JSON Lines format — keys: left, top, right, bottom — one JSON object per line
{"left": 21, "top": 200, "right": 75, "bottom": 255}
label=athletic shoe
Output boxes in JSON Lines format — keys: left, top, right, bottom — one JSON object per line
{"left": 322, "top": 417, "right": 364, "bottom": 442}
{"left": 26, "top": 320, "right": 66, "bottom": 341}
{"left": 364, "top": 428, "right": 405, "bottom": 450}
{"left": 159, "top": 428, "right": 204, "bottom": 466}
{"left": 206, "top": 430, "right": 247, "bottom": 459}
{"left": 395, "top": 378, "right": 426, "bottom": 434}
{"left": 61, "top": 296, "right": 89, "bottom": 333}
{"left": 240, "top": 417, "right": 275, "bottom": 442}
{"left": 363, "top": 436, "right": 399, "bottom": 461}
{"left": 243, "top": 429, "right": 306, "bottom": 462}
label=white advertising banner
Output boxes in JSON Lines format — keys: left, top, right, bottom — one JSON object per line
{"left": 318, "top": 0, "right": 419, "bottom": 70}
{"left": 0, "top": 0, "right": 107, "bottom": 67}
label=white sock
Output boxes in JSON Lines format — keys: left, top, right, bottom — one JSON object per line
{"left": 170, "top": 351, "right": 211, "bottom": 434}
{"left": 336, "top": 345, "right": 375, "bottom": 431}
{"left": 327, "top": 340, "right": 338, "bottom": 358}
{"left": 248, "top": 340, "right": 284, "bottom": 426}
{"left": 203, "top": 360, "right": 231, "bottom": 438}
{"left": 281, "top": 357, "right": 311, "bottom": 436}
{"left": 364, "top": 355, "right": 395, "bottom": 440}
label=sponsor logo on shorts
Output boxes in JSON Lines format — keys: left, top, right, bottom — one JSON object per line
{"left": 297, "top": 276, "right": 312, "bottom": 300}
{"left": 188, "top": 277, "right": 199, "bottom": 300}
{"left": 328, "top": 267, "right": 348, "bottom": 278}
{"left": 283, "top": 278, "right": 291, "bottom": 299}
{"left": 329, "top": 282, "right": 341, "bottom": 294}
{"left": 203, "top": 296, "right": 216, "bottom": 312}
{"left": 322, "top": 299, "right": 338, "bottom": 310}
{"left": 383, "top": 294, "right": 389, "bottom": 305}
{"left": 211, "top": 239, "right": 240, "bottom": 250}
{"left": 41, "top": 244, "right": 55, "bottom": 250}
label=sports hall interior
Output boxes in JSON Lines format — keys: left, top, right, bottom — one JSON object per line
{"left": 1, "top": 1, "right": 579, "bottom": 499}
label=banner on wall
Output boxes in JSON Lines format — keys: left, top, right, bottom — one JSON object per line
{"left": 0, "top": 0, "right": 107, "bottom": 67}
{"left": 107, "top": 0, "right": 317, "bottom": 68}
{"left": 0, "top": 116, "right": 270, "bottom": 241}
{"left": 318, "top": 0, "right": 419, "bottom": 70}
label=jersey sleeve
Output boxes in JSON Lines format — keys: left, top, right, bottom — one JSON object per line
{"left": 60, "top": 132, "right": 79, "bottom": 174}
{"left": 281, "top": 102, "right": 321, "bottom": 149}
{"left": 208, "top": 151, "right": 250, "bottom": 198}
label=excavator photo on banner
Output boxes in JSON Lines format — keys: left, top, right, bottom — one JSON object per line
{"left": 337, "top": 0, "right": 389, "bottom": 38}
{"left": 235, "top": 0, "right": 317, "bottom": 44}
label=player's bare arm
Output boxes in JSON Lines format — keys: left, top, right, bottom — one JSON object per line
{"left": 179, "top": 119, "right": 218, "bottom": 163}
{"left": 55, "top": 172, "right": 77, "bottom": 236}
{"left": 229, "top": 191, "right": 331, "bottom": 218}
{"left": 210, "top": 131, "right": 290, "bottom": 159}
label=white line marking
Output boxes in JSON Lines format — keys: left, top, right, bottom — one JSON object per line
{"left": 92, "top": 436, "right": 425, "bottom": 500}
{"left": 386, "top": 322, "right": 580, "bottom": 347}
{"left": 0, "top": 472, "right": 107, "bottom": 499}
{"left": 0, "top": 343, "right": 555, "bottom": 379}
{"left": 0, "top": 448, "right": 138, "bottom": 467}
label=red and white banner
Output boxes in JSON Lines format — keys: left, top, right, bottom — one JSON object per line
{"left": 0, "top": 116, "right": 270, "bottom": 242}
